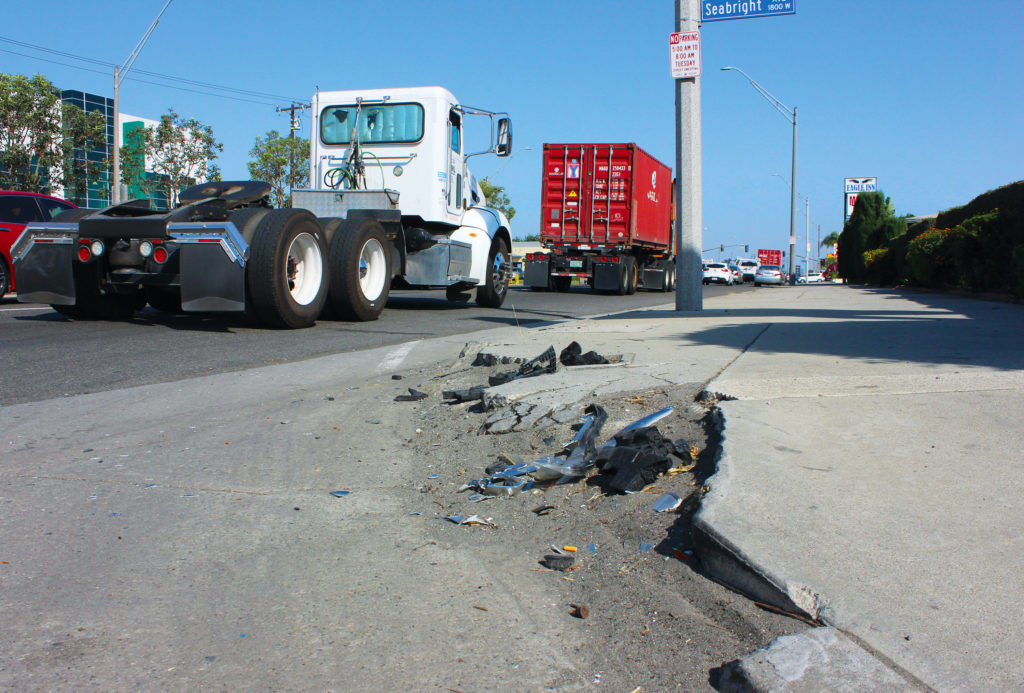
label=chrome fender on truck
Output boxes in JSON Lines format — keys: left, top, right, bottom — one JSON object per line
{"left": 450, "top": 206, "right": 511, "bottom": 284}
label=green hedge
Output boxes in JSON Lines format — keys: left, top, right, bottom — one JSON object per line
{"left": 857, "top": 180, "right": 1024, "bottom": 296}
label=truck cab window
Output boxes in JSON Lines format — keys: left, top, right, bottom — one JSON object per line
{"left": 449, "top": 110, "right": 461, "bottom": 154}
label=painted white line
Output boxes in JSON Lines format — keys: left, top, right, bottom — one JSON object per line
{"left": 0, "top": 306, "right": 53, "bottom": 313}
{"left": 375, "top": 340, "right": 421, "bottom": 373}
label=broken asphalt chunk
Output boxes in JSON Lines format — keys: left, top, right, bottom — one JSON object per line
{"left": 543, "top": 553, "right": 576, "bottom": 571}
{"left": 394, "top": 388, "right": 428, "bottom": 402}
{"left": 442, "top": 386, "right": 486, "bottom": 403}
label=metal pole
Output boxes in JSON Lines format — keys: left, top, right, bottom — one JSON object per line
{"left": 110, "top": 0, "right": 174, "bottom": 206}
{"left": 675, "top": 0, "right": 702, "bottom": 311}
{"left": 788, "top": 106, "right": 797, "bottom": 283}
{"left": 111, "top": 67, "right": 119, "bottom": 204}
{"left": 805, "top": 195, "right": 810, "bottom": 276}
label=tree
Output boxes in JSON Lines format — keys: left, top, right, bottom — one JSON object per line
{"left": 0, "top": 73, "right": 61, "bottom": 191}
{"left": 60, "top": 102, "right": 109, "bottom": 205}
{"left": 0, "top": 73, "right": 106, "bottom": 198}
{"left": 247, "top": 130, "right": 309, "bottom": 207}
{"left": 479, "top": 178, "right": 515, "bottom": 220}
{"left": 838, "top": 191, "right": 905, "bottom": 281}
{"left": 820, "top": 231, "right": 840, "bottom": 249}
{"left": 145, "top": 109, "right": 223, "bottom": 206}
{"left": 119, "top": 125, "right": 154, "bottom": 201}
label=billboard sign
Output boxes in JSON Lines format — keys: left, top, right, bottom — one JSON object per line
{"left": 702, "top": 0, "right": 796, "bottom": 22}
{"left": 844, "top": 177, "right": 877, "bottom": 221}
{"left": 758, "top": 248, "right": 782, "bottom": 266}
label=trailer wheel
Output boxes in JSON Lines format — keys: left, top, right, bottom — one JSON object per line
{"left": 0, "top": 259, "right": 9, "bottom": 297}
{"left": 476, "top": 237, "right": 509, "bottom": 308}
{"left": 247, "top": 209, "right": 329, "bottom": 329}
{"left": 663, "top": 266, "right": 676, "bottom": 292}
{"left": 328, "top": 217, "right": 391, "bottom": 321}
{"left": 552, "top": 276, "right": 572, "bottom": 293}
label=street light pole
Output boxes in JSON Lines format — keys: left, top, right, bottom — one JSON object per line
{"left": 111, "top": 0, "right": 174, "bottom": 205}
{"left": 721, "top": 66, "right": 797, "bottom": 284}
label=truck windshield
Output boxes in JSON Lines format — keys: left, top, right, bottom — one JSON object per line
{"left": 320, "top": 103, "right": 424, "bottom": 145}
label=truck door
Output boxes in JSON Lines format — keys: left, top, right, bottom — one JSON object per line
{"left": 446, "top": 109, "right": 464, "bottom": 217}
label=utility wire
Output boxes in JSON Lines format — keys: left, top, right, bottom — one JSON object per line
{"left": 0, "top": 35, "right": 306, "bottom": 104}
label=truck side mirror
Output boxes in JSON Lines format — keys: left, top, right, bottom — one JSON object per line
{"left": 496, "top": 118, "right": 512, "bottom": 156}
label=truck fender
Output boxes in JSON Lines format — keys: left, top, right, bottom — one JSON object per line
{"left": 451, "top": 206, "right": 511, "bottom": 284}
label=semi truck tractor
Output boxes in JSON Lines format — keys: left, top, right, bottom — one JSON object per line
{"left": 523, "top": 143, "right": 675, "bottom": 294}
{"left": 12, "top": 86, "right": 513, "bottom": 328}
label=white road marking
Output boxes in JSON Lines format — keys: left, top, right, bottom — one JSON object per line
{"left": 0, "top": 306, "right": 52, "bottom": 313}
{"left": 375, "top": 340, "right": 421, "bottom": 373}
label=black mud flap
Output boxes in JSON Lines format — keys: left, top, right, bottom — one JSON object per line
{"left": 179, "top": 243, "right": 246, "bottom": 312}
{"left": 593, "top": 263, "right": 621, "bottom": 292}
{"left": 15, "top": 243, "right": 76, "bottom": 305}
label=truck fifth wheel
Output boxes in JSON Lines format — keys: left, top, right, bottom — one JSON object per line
{"left": 12, "top": 86, "right": 514, "bottom": 328}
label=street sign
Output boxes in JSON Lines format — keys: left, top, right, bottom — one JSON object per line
{"left": 758, "top": 248, "right": 782, "bottom": 266}
{"left": 701, "top": 0, "right": 795, "bottom": 22}
{"left": 670, "top": 31, "right": 701, "bottom": 79}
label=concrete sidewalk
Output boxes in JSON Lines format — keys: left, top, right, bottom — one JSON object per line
{"left": 473, "top": 284, "right": 1024, "bottom": 690}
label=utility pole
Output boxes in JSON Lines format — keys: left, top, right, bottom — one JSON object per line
{"left": 277, "top": 102, "right": 309, "bottom": 204}
{"left": 675, "top": 0, "right": 702, "bottom": 311}
{"left": 111, "top": 0, "right": 174, "bottom": 205}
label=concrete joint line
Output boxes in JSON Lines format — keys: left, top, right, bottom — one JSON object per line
{"left": 699, "top": 323, "right": 772, "bottom": 398}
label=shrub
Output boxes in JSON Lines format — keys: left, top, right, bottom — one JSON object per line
{"left": 863, "top": 247, "right": 896, "bottom": 285}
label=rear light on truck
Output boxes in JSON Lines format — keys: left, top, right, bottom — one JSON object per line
{"left": 77, "top": 239, "right": 104, "bottom": 261}
{"left": 153, "top": 247, "right": 169, "bottom": 264}
{"left": 139, "top": 241, "right": 154, "bottom": 258}
{"left": 598, "top": 256, "right": 620, "bottom": 263}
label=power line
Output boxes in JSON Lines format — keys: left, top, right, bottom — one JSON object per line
{"left": 0, "top": 35, "right": 306, "bottom": 104}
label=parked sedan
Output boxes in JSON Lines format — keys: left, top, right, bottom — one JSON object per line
{"left": 702, "top": 262, "right": 733, "bottom": 285}
{"left": 798, "top": 271, "right": 825, "bottom": 284}
{"left": 754, "top": 264, "right": 784, "bottom": 286}
{"left": 0, "top": 191, "right": 77, "bottom": 296}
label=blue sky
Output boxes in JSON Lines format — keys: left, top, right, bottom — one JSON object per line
{"left": 3, "top": 1, "right": 1022, "bottom": 259}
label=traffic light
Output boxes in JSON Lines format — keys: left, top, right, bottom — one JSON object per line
{"left": 720, "top": 244, "right": 724, "bottom": 252}
{"left": 744, "top": 245, "right": 749, "bottom": 253}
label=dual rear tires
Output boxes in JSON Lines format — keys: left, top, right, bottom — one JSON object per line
{"left": 245, "top": 209, "right": 330, "bottom": 329}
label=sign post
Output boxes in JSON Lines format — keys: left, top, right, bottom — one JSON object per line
{"left": 674, "top": 0, "right": 703, "bottom": 311}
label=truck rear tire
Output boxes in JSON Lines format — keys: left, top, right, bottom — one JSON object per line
{"left": 552, "top": 276, "right": 572, "bottom": 292}
{"left": 663, "top": 266, "right": 676, "bottom": 292}
{"left": 328, "top": 217, "right": 391, "bottom": 321}
{"left": 625, "top": 258, "right": 638, "bottom": 295}
{"left": 246, "top": 209, "right": 329, "bottom": 329}
{"left": 476, "top": 237, "right": 509, "bottom": 308}
{"left": 0, "top": 259, "right": 9, "bottom": 297}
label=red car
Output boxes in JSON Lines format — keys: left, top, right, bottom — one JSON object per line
{"left": 0, "top": 191, "right": 78, "bottom": 296}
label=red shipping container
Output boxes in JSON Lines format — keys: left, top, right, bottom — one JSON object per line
{"left": 540, "top": 143, "right": 673, "bottom": 251}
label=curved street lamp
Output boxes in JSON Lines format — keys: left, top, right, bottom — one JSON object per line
{"left": 721, "top": 66, "right": 798, "bottom": 283}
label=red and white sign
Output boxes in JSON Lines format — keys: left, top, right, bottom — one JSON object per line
{"left": 670, "top": 31, "right": 701, "bottom": 79}
{"left": 758, "top": 248, "right": 782, "bottom": 266}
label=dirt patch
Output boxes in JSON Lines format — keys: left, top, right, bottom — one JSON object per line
{"left": 389, "top": 354, "right": 804, "bottom": 691}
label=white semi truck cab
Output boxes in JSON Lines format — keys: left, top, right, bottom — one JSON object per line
{"left": 12, "top": 86, "right": 514, "bottom": 328}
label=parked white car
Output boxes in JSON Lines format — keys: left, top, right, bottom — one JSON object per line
{"left": 798, "top": 271, "right": 824, "bottom": 284}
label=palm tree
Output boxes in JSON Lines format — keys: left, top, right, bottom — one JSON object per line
{"left": 820, "top": 231, "right": 840, "bottom": 249}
